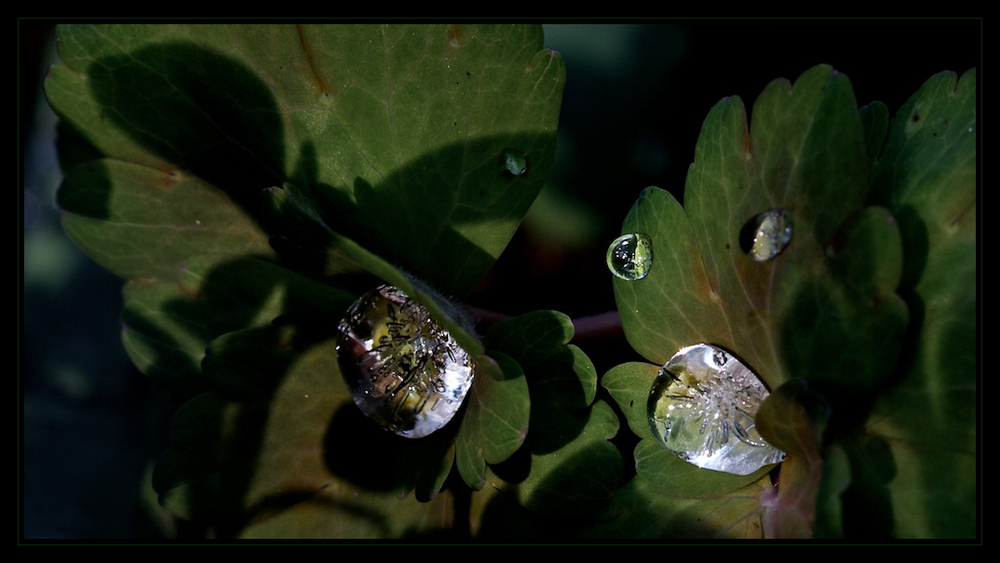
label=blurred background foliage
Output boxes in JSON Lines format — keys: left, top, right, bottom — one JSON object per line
{"left": 21, "top": 20, "right": 979, "bottom": 539}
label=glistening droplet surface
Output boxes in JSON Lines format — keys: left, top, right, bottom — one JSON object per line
{"left": 648, "top": 343, "right": 785, "bottom": 475}
{"left": 500, "top": 150, "right": 527, "bottom": 177}
{"left": 336, "top": 284, "right": 476, "bottom": 438}
{"left": 607, "top": 233, "right": 653, "bottom": 280}
{"left": 741, "top": 209, "right": 793, "bottom": 261}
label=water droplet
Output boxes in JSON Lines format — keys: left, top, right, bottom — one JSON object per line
{"left": 446, "top": 24, "right": 466, "bottom": 47}
{"left": 741, "top": 209, "right": 793, "bottom": 261}
{"left": 647, "top": 343, "right": 785, "bottom": 475}
{"left": 336, "top": 284, "right": 476, "bottom": 438}
{"left": 500, "top": 150, "right": 527, "bottom": 177}
{"left": 607, "top": 233, "right": 653, "bottom": 280}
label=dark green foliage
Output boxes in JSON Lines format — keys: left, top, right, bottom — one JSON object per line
{"left": 45, "top": 24, "right": 976, "bottom": 540}
{"left": 600, "top": 66, "right": 976, "bottom": 539}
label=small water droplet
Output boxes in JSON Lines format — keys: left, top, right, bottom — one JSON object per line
{"left": 500, "top": 150, "right": 527, "bottom": 177}
{"left": 336, "top": 284, "right": 476, "bottom": 438}
{"left": 446, "top": 24, "right": 466, "bottom": 47}
{"left": 647, "top": 343, "right": 785, "bottom": 475}
{"left": 607, "top": 233, "right": 653, "bottom": 280}
{"left": 741, "top": 209, "right": 793, "bottom": 261}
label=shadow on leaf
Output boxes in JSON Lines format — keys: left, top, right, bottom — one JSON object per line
{"left": 87, "top": 42, "right": 285, "bottom": 210}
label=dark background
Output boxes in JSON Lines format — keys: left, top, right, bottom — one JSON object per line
{"left": 20, "top": 20, "right": 980, "bottom": 539}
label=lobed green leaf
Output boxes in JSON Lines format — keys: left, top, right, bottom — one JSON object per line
{"left": 46, "top": 24, "right": 565, "bottom": 297}
{"left": 866, "top": 69, "right": 977, "bottom": 539}
{"left": 602, "top": 64, "right": 938, "bottom": 539}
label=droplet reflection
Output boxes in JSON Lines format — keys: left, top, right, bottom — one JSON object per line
{"left": 500, "top": 150, "right": 527, "bottom": 177}
{"left": 336, "top": 284, "right": 476, "bottom": 438}
{"left": 741, "top": 209, "right": 793, "bottom": 261}
{"left": 607, "top": 233, "right": 653, "bottom": 281}
{"left": 647, "top": 343, "right": 785, "bottom": 475}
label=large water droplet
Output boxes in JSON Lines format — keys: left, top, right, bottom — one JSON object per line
{"left": 500, "top": 150, "right": 527, "bottom": 177}
{"left": 336, "top": 284, "right": 476, "bottom": 438}
{"left": 741, "top": 209, "right": 793, "bottom": 261}
{"left": 607, "top": 233, "right": 653, "bottom": 280}
{"left": 647, "top": 343, "right": 785, "bottom": 475}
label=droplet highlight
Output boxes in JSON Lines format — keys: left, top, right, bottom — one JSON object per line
{"left": 607, "top": 233, "right": 653, "bottom": 281}
{"left": 500, "top": 150, "right": 527, "bottom": 177}
{"left": 336, "top": 284, "right": 476, "bottom": 438}
{"left": 647, "top": 343, "right": 785, "bottom": 475}
{"left": 741, "top": 209, "right": 793, "bottom": 261}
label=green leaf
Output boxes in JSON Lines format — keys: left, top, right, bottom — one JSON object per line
{"left": 859, "top": 101, "right": 889, "bottom": 167}
{"left": 160, "top": 307, "right": 583, "bottom": 534}
{"left": 264, "top": 184, "right": 501, "bottom": 382}
{"left": 756, "top": 379, "right": 830, "bottom": 539}
{"left": 602, "top": 361, "right": 660, "bottom": 440}
{"left": 151, "top": 392, "right": 249, "bottom": 525}
{"left": 457, "top": 310, "right": 622, "bottom": 538}
{"left": 512, "top": 401, "right": 622, "bottom": 517}
{"left": 812, "top": 444, "right": 853, "bottom": 539}
{"left": 154, "top": 317, "right": 462, "bottom": 536}
{"left": 121, "top": 255, "right": 352, "bottom": 389}
{"left": 614, "top": 65, "right": 907, "bottom": 393}
{"left": 600, "top": 358, "right": 772, "bottom": 538}
{"left": 485, "top": 310, "right": 603, "bottom": 453}
{"left": 866, "top": 69, "right": 977, "bottom": 539}
{"left": 57, "top": 160, "right": 277, "bottom": 280}
{"left": 238, "top": 489, "right": 461, "bottom": 540}
{"left": 46, "top": 24, "right": 565, "bottom": 297}
{"left": 585, "top": 470, "right": 772, "bottom": 539}
{"left": 46, "top": 25, "right": 565, "bottom": 537}
{"left": 46, "top": 20, "right": 558, "bottom": 402}
{"left": 455, "top": 351, "right": 530, "bottom": 489}
{"left": 473, "top": 401, "right": 623, "bottom": 539}
{"left": 484, "top": 309, "right": 576, "bottom": 367}
{"left": 49, "top": 26, "right": 546, "bottom": 473}
{"left": 266, "top": 303, "right": 620, "bottom": 540}
{"left": 604, "top": 64, "right": 919, "bottom": 538}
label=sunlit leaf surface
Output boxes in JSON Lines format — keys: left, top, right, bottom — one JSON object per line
{"left": 47, "top": 24, "right": 564, "bottom": 295}
{"left": 601, "top": 64, "right": 974, "bottom": 539}
{"left": 46, "top": 24, "right": 568, "bottom": 538}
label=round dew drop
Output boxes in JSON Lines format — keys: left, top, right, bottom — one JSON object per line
{"left": 607, "top": 233, "right": 653, "bottom": 281}
{"left": 742, "top": 209, "right": 793, "bottom": 261}
{"left": 500, "top": 149, "right": 528, "bottom": 177}
{"left": 335, "top": 284, "right": 476, "bottom": 438}
{"left": 647, "top": 343, "right": 785, "bottom": 475}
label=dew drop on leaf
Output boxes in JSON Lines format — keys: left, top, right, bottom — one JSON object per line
{"left": 740, "top": 209, "right": 793, "bottom": 261}
{"left": 647, "top": 343, "right": 785, "bottom": 475}
{"left": 500, "top": 149, "right": 528, "bottom": 177}
{"left": 336, "top": 284, "right": 476, "bottom": 438}
{"left": 607, "top": 233, "right": 653, "bottom": 280}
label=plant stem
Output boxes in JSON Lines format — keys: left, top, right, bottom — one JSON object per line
{"left": 571, "top": 310, "right": 624, "bottom": 343}
{"left": 464, "top": 305, "right": 623, "bottom": 343}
